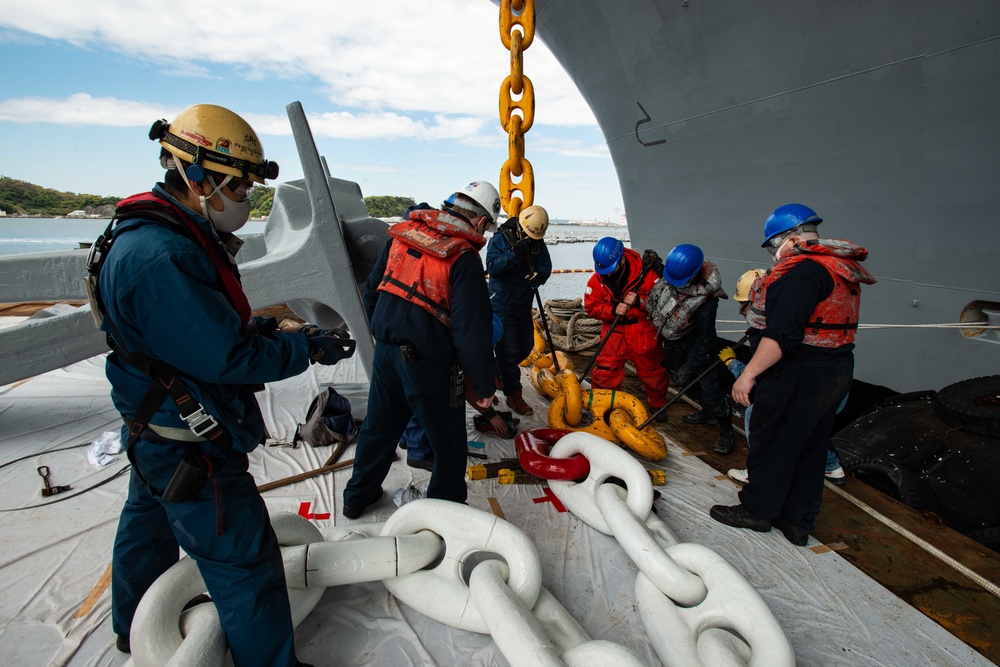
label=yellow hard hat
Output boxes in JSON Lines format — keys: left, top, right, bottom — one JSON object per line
{"left": 519, "top": 205, "right": 549, "bottom": 239}
{"left": 149, "top": 104, "right": 278, "bottom": 184}
{"left": 734, "top": 268, "right": 766, "bottom": 302}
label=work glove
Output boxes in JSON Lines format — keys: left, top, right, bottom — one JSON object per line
{"left": 302, "top": 325, "right": 357, "bottom": 365}
{"left": 641, "top": 248, "right": 664, "bottom": 276}
{"left": 473, "top": 408, "right": 519, "bottom": 439}
{"left": 718, "top": 347, "right": 736, "bottom": 366}
{"left": 673, "top": 364, "right": 697, "bottom": 387}
{"left": 254, "top": 316, "right": 279, "bottom": 338}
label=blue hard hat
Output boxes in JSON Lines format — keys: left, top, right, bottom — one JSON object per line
{"left": 593, "top": 237, "right": 625, "bottom": 275}
{"left": 492, "top": 313, "right": 504, "bottom": 347}
{"left": 663, "top": 243, "right": 704, "bottom": 286}
{"left": 761, "top": 203, "right": 823, "bottom": 247}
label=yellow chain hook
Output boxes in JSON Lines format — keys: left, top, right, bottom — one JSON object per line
{"left": 499, "top": 0, "right": 535, "bottom": 219}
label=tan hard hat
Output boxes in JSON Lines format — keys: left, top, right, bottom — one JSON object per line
{"left": 519, "top": 205, "right": 549, "bottom": 239}
{"left": 150, "top": 104, "right": 278, "bottom": 184}
{"left": 734, "top": 268, "right": 766, "bottom": 302}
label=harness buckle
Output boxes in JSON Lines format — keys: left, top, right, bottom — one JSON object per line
{"left": 182, "top": 406, "right": 220, "bottom": 438}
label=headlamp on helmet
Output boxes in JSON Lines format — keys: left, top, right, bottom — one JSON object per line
{"left": 150, "top": 104, "right": 279, "bottom": 184}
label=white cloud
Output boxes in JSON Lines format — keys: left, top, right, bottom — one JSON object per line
{"left": 0, "top": 93, "right": 176, "bottom": 126}
{"left": 0, "top": 0, "right": 597, "bottom": 126}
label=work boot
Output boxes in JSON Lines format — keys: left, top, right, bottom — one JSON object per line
{"left": 714, "top": 418, "right": 734, "bottom": 454}
{"left": 505, "top": 390, "right": 533, "bottom": 416}
{"left": 682, "top": 410, "right": 720, "bottom": 425}
{"left": 773, "top": 516, "right": 810, "bottom": 546}
{"left": 709, "top": 504, "right": 771, "bottom": 532}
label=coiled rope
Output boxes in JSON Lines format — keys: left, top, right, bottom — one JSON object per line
{"left": 532, "top": 298, "right": 603, "bottom": 351}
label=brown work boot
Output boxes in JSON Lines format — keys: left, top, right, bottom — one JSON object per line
{"left": 505, "top": 390, "right": 533, "bottom": 416}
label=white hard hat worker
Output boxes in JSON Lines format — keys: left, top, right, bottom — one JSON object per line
{"left": 150, "top": 104, "right": 279, "bottom": 233}
{"left": 518, "top": 205, "right": 549, "bottom": 240}
{"left": 443, "top": 181, "right": 502, "bottom": 235}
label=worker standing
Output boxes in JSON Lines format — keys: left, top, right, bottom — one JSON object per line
{"left": 342, "top": 182, "right": 500, "bottom": 518}
{"left": 584, "top": 237, "right": 670, "bottom": 419}
{"left": 96, "top": 104, "right": 352, "bottom": 665}
{"left": 486, "top": 204, "right": 553, "bottom": 415}
{"left": 710, "top": 204, "right": 875, "bottom": 546}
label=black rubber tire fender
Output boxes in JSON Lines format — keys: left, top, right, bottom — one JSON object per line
{"left": 842, "top": 457, "right": 923, "bottom": 509}
{"left": 965, "top": 527, "right": 1000, "bottom": 555}
{"left": 933, "top": 375, "right": 1000, "bottom": 439}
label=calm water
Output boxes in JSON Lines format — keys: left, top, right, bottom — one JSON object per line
{"left": 0, "top": 218, "right": 628, "bottom": 302}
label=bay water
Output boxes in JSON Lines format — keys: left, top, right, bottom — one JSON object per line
{"left": 0, "top": 218, "right": 630, "bottom": 303}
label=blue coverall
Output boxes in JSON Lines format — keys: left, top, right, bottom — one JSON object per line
{"left": 485, "top": 220, "right": 552, "bottom": 393}
{"left": 102, "top": 185, "right": 312, "bottom": 667}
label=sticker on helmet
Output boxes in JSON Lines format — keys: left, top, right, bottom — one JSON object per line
{"left": 179, "top": 129, "right": 212, "bottom": 147}
{"left": 215, "top": 138, "right": 231, "bottom": 154}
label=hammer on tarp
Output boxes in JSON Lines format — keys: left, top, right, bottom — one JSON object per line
{"left": 638, "top": 332, "right": 750, "bottom": 431}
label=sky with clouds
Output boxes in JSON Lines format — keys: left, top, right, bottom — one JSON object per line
{"left": 0, "top": 0, "right": 626, "bottom": 222}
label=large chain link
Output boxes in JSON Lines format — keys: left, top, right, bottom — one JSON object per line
{"left": 499, "top": 0, "right": 536, "bottom": 218}
{"left": 548, "top": 431, "right": 795, "bottom": 666}
{"left": 129, "top": 432, "right": 793, "bottom": 666}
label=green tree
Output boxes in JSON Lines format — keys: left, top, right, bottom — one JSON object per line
{"left": 0, "top": 176, "right": 123, "bottom": 216}
{"left": 248, "top": 185, "right": 274, "bottom": 218}
{"left": 364, "top": 195, "right": 417, "bottom": 218}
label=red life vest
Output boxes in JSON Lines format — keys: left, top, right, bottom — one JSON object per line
{"left": 113, "top": 192, "right": 254, "bottom": 330}
{"left": 378, "top": 209, "right": 486, "bottom": 327}
{"left": 748, "top": 239, "right": 876, "bottom": 348}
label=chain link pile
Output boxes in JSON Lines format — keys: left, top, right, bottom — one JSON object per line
{"left": 129, "top": 430, "right": 793, "bottom": 666}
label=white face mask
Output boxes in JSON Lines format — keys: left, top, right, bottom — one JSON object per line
{"left": 200, "top": 174, "right": 251, "bottom": 233}
{"left": 771, "top": 235, "right": 793, "bottom": 263}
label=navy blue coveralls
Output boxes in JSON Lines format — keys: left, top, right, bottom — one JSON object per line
{"left": 485, "top": 219, "right": 552, "bottom": 393}
{"left": 343, "top": 212, "right": 495, "bottom": 506}
{"left": 739, "top": 260, "right": 854, "bottom": 531}
{"left": 102, "top": 186, "right": 312, "bottom": 667}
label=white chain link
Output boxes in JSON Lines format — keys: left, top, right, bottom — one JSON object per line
{"left": 129, "top": 433, "right": 794, "bottom": 666}
{"left": 548, "top": 431, "right": 794, "bottom": 667}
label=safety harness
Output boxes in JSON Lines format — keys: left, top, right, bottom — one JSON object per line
{"left": 85, "top": 192, "right": 246, "bottom": 448}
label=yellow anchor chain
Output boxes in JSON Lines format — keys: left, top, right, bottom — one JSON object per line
{"left": 498, "top": 0, "right": 535, "bottom": 219}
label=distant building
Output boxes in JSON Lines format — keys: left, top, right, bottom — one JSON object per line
{"left": 67, "top": 210, "right": 88, "bottom": 218}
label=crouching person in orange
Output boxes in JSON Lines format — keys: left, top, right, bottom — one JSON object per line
{"left": 584, "top": 237, "right": 670, "bottom": 421}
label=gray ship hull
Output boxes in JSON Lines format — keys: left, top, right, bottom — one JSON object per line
{"left": 533, "top": 0, "right": 1000, "bottom": 392}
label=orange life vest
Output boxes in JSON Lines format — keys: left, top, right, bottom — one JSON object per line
{"left": 747, "top": 239, "right": 876, "bottom": 348}
{"left": 378, "top": 209, "right": 485, "bottom": 327}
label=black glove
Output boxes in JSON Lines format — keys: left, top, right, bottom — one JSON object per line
{"left": 303, "top": 325, "right": 357, "bottom": 365}
{"left": 254, "top": 316, "right": 279, "bottom": 338}
{"left": 641, "top": 248, "right": 664, "bottom": 277}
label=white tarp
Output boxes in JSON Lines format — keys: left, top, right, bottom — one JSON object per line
{"left": 0, "top": 351, "right": 993, "bottom": 666}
